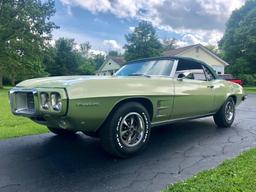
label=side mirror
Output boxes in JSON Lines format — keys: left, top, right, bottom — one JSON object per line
{"left": 177, "top": 73, "right": 185, "bottom": 81}
{"left": 177, "top": 73, "right": 185, "bottom": 79}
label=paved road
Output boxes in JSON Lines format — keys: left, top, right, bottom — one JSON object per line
{"left": 0, "top": 95, "right": 256, "bottom": 192}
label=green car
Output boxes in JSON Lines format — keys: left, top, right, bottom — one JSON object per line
{"left": 9, "top": 57, "right": 246, "bottom": 157}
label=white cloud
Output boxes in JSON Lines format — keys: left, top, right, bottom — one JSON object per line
{"left": 103, "top": 39, "right": 122, "bottom": 51}
{"left": 89, "top": 49, "right": 106, "bottom": 56}
{"left": 59, "top": 0, "right": 245, "bottom": 46}
{"left": 175, "top": 40, "right": 189, "bottom": 48}
{"left": 60, "top": 0, "right": 112, "bottom": 13}
{"left": 175, "top": 30, "right": 224, "bottom": 47}
{"left": 129, "top": 26, "right": 135, "bottom": 32}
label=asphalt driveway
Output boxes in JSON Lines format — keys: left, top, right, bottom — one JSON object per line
{"left": 0, "top": 94, "right": 256, "bottom": 192}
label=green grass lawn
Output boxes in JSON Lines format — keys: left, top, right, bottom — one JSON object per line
{"left": 244, "top": 86, "right": 256, "bottom": 93}
{"left": 0, "top": 87, "right": 48, "bottom": 140}
{"left": 163, "top": 148, "right": 256, "bottom": 192}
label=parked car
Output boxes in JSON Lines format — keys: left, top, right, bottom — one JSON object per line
{"left": 219, "top": 74, "right": 243, "bottom": 86}
{"left": 9, "top": 57, "right": 246, "bottom": 157}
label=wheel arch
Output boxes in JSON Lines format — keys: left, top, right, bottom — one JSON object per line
{"left": 110, "top": 97, "right": 154, "bottom": 120}
{"left": 215, "top": 94, "right": 237, "bottom": 114}
{"left": 228, "top": 95, "right": 237, "bottom": 104}
{"left": 97, "top": 97, "right": 154, "bottom": 132}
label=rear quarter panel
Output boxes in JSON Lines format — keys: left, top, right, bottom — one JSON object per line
{"left": 212, "top": 79, "right": 244, "bottom": 111}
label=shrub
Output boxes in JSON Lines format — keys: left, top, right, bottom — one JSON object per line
{"left": 237, "top": 74, "right": 256, "bottom": 86}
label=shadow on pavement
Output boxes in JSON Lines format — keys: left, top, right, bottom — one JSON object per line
{"left": 0, "top": 118, "right": 239, "bottom": 192}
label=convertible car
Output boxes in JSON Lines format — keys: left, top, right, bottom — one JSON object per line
{"left": 9, "top": 57, "right": 246, "bottom": 157}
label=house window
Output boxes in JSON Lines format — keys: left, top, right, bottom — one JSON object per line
{"left": 109, "top": 62, "right": 111, "bottom": 65}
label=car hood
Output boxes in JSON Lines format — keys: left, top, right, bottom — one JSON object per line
{"left": 16, "top": 75, "right": 118, "bottom": 88}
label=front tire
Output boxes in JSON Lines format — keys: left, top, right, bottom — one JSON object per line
{"left": 100, "top": 102, "right": 151, "bottom": 158}
{"left": 213, "top": 97, "right": 235, "bottom": 128}
{"left": 48, "top": 127, "right": 77, "bottom": 135}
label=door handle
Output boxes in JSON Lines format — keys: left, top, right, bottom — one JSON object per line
{"left": 207, "top": 85, "right": 214, "bottom": 88}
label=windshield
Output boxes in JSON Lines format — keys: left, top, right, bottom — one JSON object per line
{"left": 115, "top": 59, "right": 174, "bottom": 77}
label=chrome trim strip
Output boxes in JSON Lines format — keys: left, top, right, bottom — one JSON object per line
{"left": 9, "top": 88, "right": 38, "bottom": 117}
{"left": 170, "top": 59, "right": 179, "bottom": 78}
{"left": 151, "top": 113, "right": 215, "bottom": 127}
{"left": 9, "top": 87, "right": 68, "bottom": 117}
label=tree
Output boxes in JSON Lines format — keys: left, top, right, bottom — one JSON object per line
{"left": 0, "top": 0, "right": 58, "bottom": 87}
{"left": 205, "top": 44, "right": 224, "bottom": 58}
{"left": 43, "top": 46, "right": 57, "bottom": 76}
{"left": 43, "top": 38, "right": 100, "bottom": 76}
{"left": 79, "top": 41, "right": 105, "bottom": 73}
{"left": 108, "top": 51, "right": 119, "bottom": 57}
{"left": 45, "top": 38, "right": 81, "bottom": 76}
{"left": 124, "top": 21, "right": 162, "bottom": 61}
{"left": 205, "top": 45, "right": 218, "bottom": 54}
{"left": 79, "top": 59, "right": 96, "bottom": 75}
{"left": 162, "top": 38, "right": 177, "bottom": 51}
{"left": 80, "top": 41, "right": 91, "bottom": 57}
{"left": 91, "top": 54, "right": 105, "bottom": 70}
{"left": 219, "top": 0, "right": 256, "bottom": 77}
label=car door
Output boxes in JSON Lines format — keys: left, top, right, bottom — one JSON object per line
{"left": 171, "top": 59, "right": 215, "bottom": 119}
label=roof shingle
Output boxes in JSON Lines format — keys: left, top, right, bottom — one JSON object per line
{"left": 109, "top": 56, "right": 125, "bottom": 65}
{"left": 162, "top": 44, "right": 196, "bottom": 56}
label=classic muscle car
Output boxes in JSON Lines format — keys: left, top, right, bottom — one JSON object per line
{"left": 9, "top": 57, "right": 246, "bottom": 157}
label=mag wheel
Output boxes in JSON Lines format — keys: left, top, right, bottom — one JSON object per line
{"left": 214, "top": 97, "right": 235, "bottom": 128}
{"left": 100, "top": 102, "right": 151, "bottom": 158}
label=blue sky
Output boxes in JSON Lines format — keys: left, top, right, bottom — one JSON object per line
{"left": 51, "top": 0, "right": 245, "bottom": 53}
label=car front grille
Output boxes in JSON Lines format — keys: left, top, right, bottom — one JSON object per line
{"left": 10, "top": 90, "right": 37, "bottom": 115}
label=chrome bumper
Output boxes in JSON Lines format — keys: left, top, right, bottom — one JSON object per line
{"left": 9, "top": 88, "right": 38, "bottom": 116}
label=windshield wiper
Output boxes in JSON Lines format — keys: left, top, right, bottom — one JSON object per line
{"left": 128, "top": 73, "right": 151, "bottom": 78}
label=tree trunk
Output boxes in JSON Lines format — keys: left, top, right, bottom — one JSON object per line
{"left": 0, "top": 73, "right": 3, "bottom": 88}
{"left": 11, "top": 78, "right": 15, "bottom": 86}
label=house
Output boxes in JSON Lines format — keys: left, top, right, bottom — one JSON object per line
{"left": 96, "top": 56, "right": 125, "bottom": 76}
{"left": 163, "top": 44, "right": 229, "bottom": 74}
{"left": 96, "top": 44, "right": 228, "bottom": 76}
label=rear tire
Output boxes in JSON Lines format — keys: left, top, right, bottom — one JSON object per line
{"left": 48, "top": 127, "right": 77, "bottom": 135}
{"left": 99, "top": 102, "right": 151, "bottom": 158}
{"left": 213, "top": 97, "right": 235, "bottom": 128}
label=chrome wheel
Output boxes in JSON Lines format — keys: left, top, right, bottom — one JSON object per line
{"left": 119, "top": 112, "right": 145, "bottom": 147}
{"left": 225, "top": 100, "right": 234, "bottom": 121}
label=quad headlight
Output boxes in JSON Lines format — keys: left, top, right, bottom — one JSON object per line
{"left": 40, "top": 92, "right": 49, "bottom": 110}
{"left": 50, "top": 92, "right": 62, "bottom": 111}
{"left": 40, "top": 92, "right": 62, "bottom": 112}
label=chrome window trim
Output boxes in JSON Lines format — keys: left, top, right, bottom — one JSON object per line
{"left": 172, "top": 59, "right": 212, "bottom": 82}
{"left": 170, "top": 59, "right": 179, "bottom": 78}
{"left": 202, "top": 65, "right": 216, "bottom": 81}
{"left": 115, "top": 59, "right": 177, "bottom": 78}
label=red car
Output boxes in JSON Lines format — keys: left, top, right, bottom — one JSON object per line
{"left": 219, "top": 74, "right": 243, "bottom": 86}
